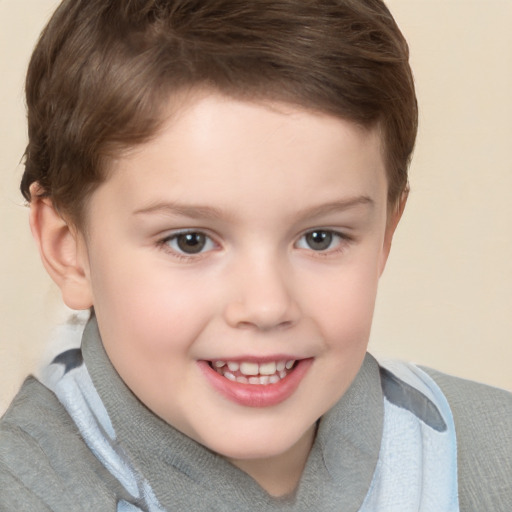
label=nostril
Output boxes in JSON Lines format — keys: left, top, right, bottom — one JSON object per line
{"left": 236, "top": 319, "right": 294, "bottom": 331}
{"left": 236, "top": 320, "right": 254, "bottom": 330}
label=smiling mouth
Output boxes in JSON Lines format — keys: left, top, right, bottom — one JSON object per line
{"left": 208, "top": 359, "right": 297, "bottom": 385}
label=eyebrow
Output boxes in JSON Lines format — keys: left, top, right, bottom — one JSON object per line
{"left": 296, "top": 196, "right": 374, "bottom": 220}
{"left": 133, "top": 195, "right": 374, "bottom": 221}
{"left": 134, "top": 202, "right": 227, "bottom": 220}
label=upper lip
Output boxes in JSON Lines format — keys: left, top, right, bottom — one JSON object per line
{"left": 203, "top": 355, "right": 305, "bottom": 363}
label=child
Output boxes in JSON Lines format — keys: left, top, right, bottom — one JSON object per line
{"left": 1, "top": 0, "right": 511, "bottom": 510}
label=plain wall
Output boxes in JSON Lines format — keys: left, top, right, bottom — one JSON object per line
{"left": 1, "top": 0, "right": 511, "bottom": 414}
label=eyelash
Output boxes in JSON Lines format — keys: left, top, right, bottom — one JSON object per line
{"left": 157, "top": 228, "right": 351, "bottom": 260}
{"left": 295, "top": 229, "right": 350, "bottom": 255}
{"left": 157, "top": 230, "right": 218, "bottom": 261}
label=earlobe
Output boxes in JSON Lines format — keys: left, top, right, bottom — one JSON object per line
{"left": 379, "top": 188, "right": 408, "bottom": 276}
{"left": 29, "top": 184, "right": 93, "bottom": 310}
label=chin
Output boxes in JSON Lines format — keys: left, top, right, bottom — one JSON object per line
{"left": 197, "top": 420, "right": 316, "bottom": 463}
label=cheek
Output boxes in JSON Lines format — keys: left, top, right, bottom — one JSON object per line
{"left": 309, "top": 269, "right": 379, "bottom": 398}
{"left": 305, "top": 261, "right": 380, "bottom": 343}
{"left": 89, "top": 251, "right": 216, "bottom": 355}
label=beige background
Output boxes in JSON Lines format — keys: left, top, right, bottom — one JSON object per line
{"left": 1, "top": 0, "right": 511, "bottom": 414}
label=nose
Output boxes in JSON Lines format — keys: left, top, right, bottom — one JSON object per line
{"left": 223, "top": 254, "right": 300, "bottom": 331}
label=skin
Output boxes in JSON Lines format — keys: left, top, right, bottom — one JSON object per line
{"left": 30, "top": 91, "right": 403, "bottom": 496}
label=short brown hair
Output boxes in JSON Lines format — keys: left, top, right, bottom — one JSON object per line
{"left": 21, "top": 0, "right": 417, "bottom": 226}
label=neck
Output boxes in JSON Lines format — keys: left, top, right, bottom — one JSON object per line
{"left": 227, "top": 423, "right": 316, "bottom": 497}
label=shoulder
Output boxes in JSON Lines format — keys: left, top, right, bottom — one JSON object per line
{"left": 422, "top": 366, "right": 512, "bottom": 445}
{"left": 422, "top": 367, "right": 512, "bottom": 510}
{"left": 0, "top": 377, "right": 117, "bottom": 512}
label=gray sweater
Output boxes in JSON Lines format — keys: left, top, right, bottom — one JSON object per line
{"left": 1, "top": 319, "right": 511, "bottom": 511}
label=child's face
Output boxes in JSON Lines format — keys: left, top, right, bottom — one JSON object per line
{"left": 74, "top": 92, "right": 397, "bottom": 472}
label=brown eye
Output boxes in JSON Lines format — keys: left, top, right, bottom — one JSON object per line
{"left": 304, "top": 230, "right": 333, "bottom": 251}
{"left": 175, "top": 232, "right": 208, "bottom": 254}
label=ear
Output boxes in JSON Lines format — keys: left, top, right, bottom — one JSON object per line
{"left": 29, "top": 183, "right": 93, "bottom": 310}
{"left": 379, "top": 188, "right": 408, "bottom": 276}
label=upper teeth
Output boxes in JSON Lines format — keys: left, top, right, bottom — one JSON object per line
{"left": 212, "top": 359, "right": 295, "bottom": 377}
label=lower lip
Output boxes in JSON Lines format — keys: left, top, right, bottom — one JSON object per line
{"left": 198, "top": 358, "right": 313, "bottom": 408}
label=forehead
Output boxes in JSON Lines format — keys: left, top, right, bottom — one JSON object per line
{"left": 93, "top": 92, "right": 387, "bottom": 221}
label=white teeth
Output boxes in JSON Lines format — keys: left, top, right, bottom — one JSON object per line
{"left": 227, "top": 361, "right": 239, "bottom": 372}
{"left": 212, "top": 358, "right": 299, "bottom": 384}
{"left": 240, "top": 362, "right": 259, "bottom": 376}
{"left": 258, "top": 362, "right": 277, "bottom": 375}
